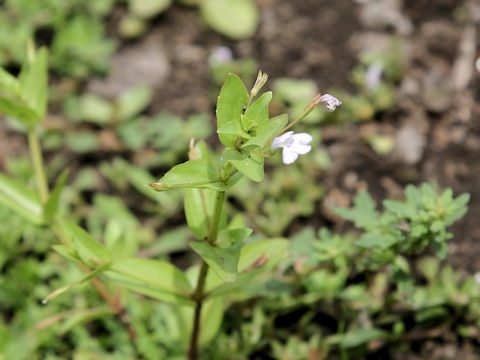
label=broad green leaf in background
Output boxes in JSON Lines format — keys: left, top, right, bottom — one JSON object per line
{"left": 117, "top": 84, "right": 152, "bottom": 120}
{"left": 129, "top": 0, "right": 172, "bottom": 19}
{"left": 43, "top": 170, "right": 68, "bottom": 222}
{"left": 151, "top": 159, "right": 227, "bottom": 191}
{"left": 77, "top": 94, "right": 113, "bottom": 125}
{"left": 216, "top": 73, "right": 249, "bottom": 147}
{"left": 0, "top": 173, "right": 43, "bottom": 224}
{"left": 241, "top": 91, "right": 271, "bottom": 131}
{"left": 200, "top": 0, "right": 259, "bottom": 40}
{"left": 107, "top": 258, "right": 194, "bottom": 305}
{"left": 60, "top": 221, "right": 111, "bottom": 265}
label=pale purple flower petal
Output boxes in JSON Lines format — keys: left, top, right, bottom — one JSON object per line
{"left": 320, "top": 94, "right": 342, "bottom": 112}
{"left": 291, "top": 132, "right": 313, "bottom": 144}
{"left": 271, "top": 131, "right": 313, "bottom": 165}
{"left": 292, "top": 144, "right": 311, "bottom": 155}
{"left": 271, "top": 131, "right": 294, "bottom": 150}
{"left": 282, "top": 148, "right": 300, "bottom": 164}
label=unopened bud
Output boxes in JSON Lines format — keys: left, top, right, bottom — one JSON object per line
{"left": 251, "top": 70, "right": 269, "bottom": 98}
{"left": 188, "top": 138, "right": 199, "bottom": 160}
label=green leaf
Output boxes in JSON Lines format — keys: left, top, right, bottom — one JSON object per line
{"left": 238, "top": 238, "right": 287, "bottom": 271}
{"left": 356, "top": 232, "right": 397, "bottom": 250}
{"left": 225, "top": 150, "right": 264, "bottom": 182}
{"left": 107, "top": 258, "right": 193, "bottom": 305}
{"left": 0, "top": 97, "right": 40, "bottom": 126}
{"left": 185, "top": 187, "right": 217, "bottom": 240}
{"left": 333, "top": 190, "right": 378, "bottom": 228}
{"left": 43, "top": 263, "right": 111, "bottom": 304}
{"left": 152, "top": 159, "right": 226, "bottom": 191}
{"left": 0, "top": 173, "right": 43, "bottom": 224}
{"left": 130, "top": 0, "right": 172, "bottom": 19}
{"left": 78, "top": 94, "right": 113, "bottom": 125}
{"left": 117, "top": 85, "right": 152, "bottom": 120}
{"left": 201, "top": 0, "right": 259, "bottom": 40}
{"left": 216, "top": 73, "right": 249, "bottom": 147}
{"left": 206, "top": 238, "right": 288, "bottom": 298}
{"left": 199, "top": 297, "right": 225, "bottom": 346}
{"left": 190, "top": 237, "right": 243, "bottom": 282}
{"left": 19, "top": 46, "right": 48, "bottom": 121}
{"left": 43, "top": 170, "right": 68, "bottom": 222}
{"left": 60, "top": 221, "right": 111, "bottom": 265}
{"left": 445, "top": 193, "right": 470, "bottom": 225}
{"left": 432, "top": 240, "right": 448, "bottom": 259}
{"left": 217, "top": 120, "right": 251, "bottom": 139}
{"left": 335, "top": 328, "right": 387, "bottom": 348}
{"left": 241, "top": 91, "right": 271, "bottom": 131}
{"left": 51, "top": 244, "right": 80, "bottom": 262}
{"left": 242, "top": 114, "right": 288, "bottom": 149}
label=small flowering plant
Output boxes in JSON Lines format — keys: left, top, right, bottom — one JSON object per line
{"left": 149, "top": 71, "right": 341, "bottom": 357}
{"left": 0, "top": 49, "right": 341, "bottom": 360}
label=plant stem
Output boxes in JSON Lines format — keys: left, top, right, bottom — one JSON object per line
{"left": 188, "top": 190, "right": 226, "bottom": 360}
{"left": 28, "top": 129, "right": 49, "bottom": 203}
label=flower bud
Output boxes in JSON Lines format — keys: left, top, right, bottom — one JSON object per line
{"left": 251, "top": 70, "right": 269, "bottom": 98}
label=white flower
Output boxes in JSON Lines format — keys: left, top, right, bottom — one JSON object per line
{"left": 365, "top": 61, "right": 383, "bottom": 91}
{"left": 208, "top": 46, "right": 232, "bottom": 66}
{"left": 320, "top": 94, "right": 342, "bottom": 112}
{"left": 271, "top": 131, "right": 313, "bottom": 165}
